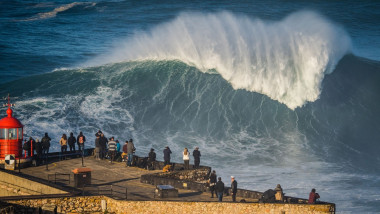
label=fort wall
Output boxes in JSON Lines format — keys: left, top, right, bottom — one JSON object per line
{"left": 2, "top": 196, "right": 335, "bottom": 214}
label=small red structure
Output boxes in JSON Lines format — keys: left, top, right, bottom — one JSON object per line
{"left": 0, "top": 95, "right": 23, "bottom": 159}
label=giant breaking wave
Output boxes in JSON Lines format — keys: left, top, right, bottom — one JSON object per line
{"left": 87, "top": 11, "right": 352, "bottom": 109}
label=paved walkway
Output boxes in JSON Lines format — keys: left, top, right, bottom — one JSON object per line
{"left": 20, "top": 156, "right": 251, "bottom": 202}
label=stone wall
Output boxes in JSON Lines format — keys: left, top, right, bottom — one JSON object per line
{"left": 141, "top": 170, "right": 210, "bottom": 192}
{"left": 0, "top": 170, "right": 68, "bottom": 197}
{"left": 3, "top": 196, "right": 104, "bottom": 213}
{"left": 141, "top": 168, "right": 264, "bottom": 200}
{"left": 4, "top": 196, "right": 335, "bottom": 214}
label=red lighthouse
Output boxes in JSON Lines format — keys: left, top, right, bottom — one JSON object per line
{"left": 0, "top": 95, "right": 23, "bottom": 159}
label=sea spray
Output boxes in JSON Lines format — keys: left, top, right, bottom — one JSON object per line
{"left": 87, "top": 11, "right": 351, "bottom": 109}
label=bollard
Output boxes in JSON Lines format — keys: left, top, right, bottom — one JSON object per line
{"left": 101, "top": 200, "right": 106, "bottom": 212}
{"left": 125, "top": 188, "right": 128, "bottom": 200}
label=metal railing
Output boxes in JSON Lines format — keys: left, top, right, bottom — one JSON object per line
{"left": 48, "top": 173, "right": 71, "bottom": 184}
{"left": 82, "top": 184, "right": 113, "bottom": 197}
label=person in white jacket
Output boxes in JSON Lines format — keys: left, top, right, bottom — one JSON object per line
{"left": 183, "top": 148, "right": 190, "bottom": 170}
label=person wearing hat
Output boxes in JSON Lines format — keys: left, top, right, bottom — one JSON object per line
{"left": 231, "top": 176, "right": 238, "bottom": 202}
{"left": 192, "top": 146, "right": 201, "bottom": 168}
{"left": 163, "top": 146, "right": 172, "bottom": 166}
{"left": 148, "top": 148, "right": 156, "bottom": 170}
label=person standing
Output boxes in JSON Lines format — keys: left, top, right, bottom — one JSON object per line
{"left": 35, "top": 138, "right": 42, "bottom": 163}
{"left": 148, "top": 148, "right": 156, "bottom": 170}
{"left": 192, "top": 147, "right": 201, "bottom": 168}
{"left": 94, "top": 134, "right": 101, "bottom": 160}
{"left": 99, "top": 133, "right": 108, "bottom": 159}
{"left": 41, "top": 133, "right": 51, "bottom": 158}
{"left": 116, "top": 140, "right": 121, "bottom": 153}
{"left": 231, "top": 176, "right": 238, "bottom": 202}
{"left": 126, "top": 139, "right": 135, "bottom": 166}
{"left": 108, "top": 137, "right": 117, "bottom": 163}
{"left": 25, "top": 137, "right": 35, "bottom": 157}
{"left": 77, "top": 132, "right": 86, "bottom": 155}
{"left": 68, "top": 132, "right": 76, "bottom": 152}
{"left": 183, "top": 148, "right": 190, "bottom": 170}
{"left": 215, "top": 177, "right": 225, "bottom": 202}
{"left": 308, "top": 188, "right": 320, "bottom": 204}
{"left": 163, "top": 146, "right": 172, "bottom": 166}
{"left": 59, "top": 134, "right": 68, "bottom": 154}
{"left": 122, "top": 141, "right": 128, "bottom": 162}
{"left": 35, "top": 138, "right": 42, "bottom": 159}
{"left": 209, "top": 170, "right": 217, "bottom": 198}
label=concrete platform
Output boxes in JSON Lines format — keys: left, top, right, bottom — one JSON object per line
{"left": 18, "top": 156, "right": 250, "bottom": 203}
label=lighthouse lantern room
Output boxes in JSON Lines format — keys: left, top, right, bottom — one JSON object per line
{"left": 0, "top": 95, "right": 23, "bottom": 159}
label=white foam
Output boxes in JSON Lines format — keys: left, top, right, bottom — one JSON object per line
{"left": 12, "top": 86, "right": 134, "bottom": 151}
{"left": 20, "top": 2, "right": 96, "bottom": 22}
{"left": 88, "top": 11, "right": 351, "bottom": 110}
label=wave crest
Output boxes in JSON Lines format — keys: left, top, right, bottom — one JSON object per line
{"left": 20, "top": 2, "right": 96, "bottom": 22}
{"left": 88, "top": 11, "right": 351, "bottom": 109}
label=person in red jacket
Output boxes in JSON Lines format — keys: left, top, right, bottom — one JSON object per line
{"left": 308, "top": 188, "right": 320, "bottom": 204}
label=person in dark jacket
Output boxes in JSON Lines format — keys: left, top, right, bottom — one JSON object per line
{"left": 99, "top": 133, "right": 108, "bottom": 159}
{"left": 35, "top": 138, "right": 42, "bottom": 159}
{"left": 192, "top": 147, "right": 201, "bottom": 168}
{"left": 25, "top": 137, "right": 35, "bottom": 157}
{"left": 34, "top": 138, "right": 42, "bottom": 165}
{"left": 209, "top": 170, "right": 217, "bottom": 198}
{"left": 148, "top": 148, "right": 156, "bottom": 170}
{"left": 231, "top": 176, "right": 238, "bottom": 202}
{"left": 149, "top": 148, "right": 156, "bottom": 162}
{"left": 68, "top": 132, "right": 76, "bottom": 152}
{"left": 215, "top": 177, "right": 225, "bottom": 202}
{"left": 41, "top": 133, "right": 51, "bottom": 157}
{"left": 77, "top": 132, "right": 86, "bottom": 155}
{"left": 163, "top": 146, "right": 172, "bottom": 166}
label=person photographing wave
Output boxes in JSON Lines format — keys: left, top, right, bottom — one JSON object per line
{"left": 308, "top": 188, "right": 320, "bottom": 204}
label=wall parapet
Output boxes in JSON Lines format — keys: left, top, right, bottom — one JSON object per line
{"left": 0, "top": 170, "right": 69, "bottom": 197}
{"left": 2, "top": 196, "right": 336, "bottom": 214}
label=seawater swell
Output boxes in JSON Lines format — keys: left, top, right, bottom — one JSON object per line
{"left": 87, "top": 11, "right": 352, "bottom": 110}
{"left": 1, "top": 56, "right": 379, "bottom": 172}
{"left": 1, "top": 57, "right": 380, "bottom": 213}
{"left": 0, "top": 61, "right": 307, "bottom": 163}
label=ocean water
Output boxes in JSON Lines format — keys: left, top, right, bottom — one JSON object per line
{"left": 1, "top": 1, "right": 380, "bottom": 213}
